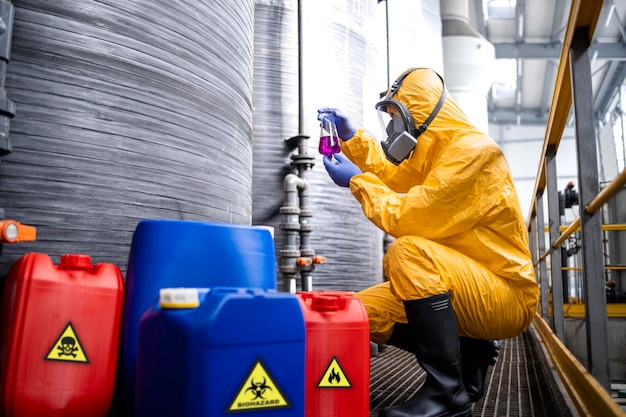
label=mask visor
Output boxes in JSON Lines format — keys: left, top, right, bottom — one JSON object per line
{"left": 376, "top": 100, "right": 417, "bottom": 165}
{"left": 376, "top": 101, "right": 407, "bottom": 143}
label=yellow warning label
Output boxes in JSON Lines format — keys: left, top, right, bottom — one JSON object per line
{"left": 227, "top": 359, "right": 290, "bottom": 412}
{"left": 45, "top": 322, "right": 89, "bottom": 363}
{"left": 318, "top": 357, "right": 351, "bottom": 388}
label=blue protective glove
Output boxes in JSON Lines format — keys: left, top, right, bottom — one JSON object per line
{"left": 317, "top": 107, "right": 356, "bottom": 140}
{"left": 323, "top": 153, "right": 361, "bottom": 187}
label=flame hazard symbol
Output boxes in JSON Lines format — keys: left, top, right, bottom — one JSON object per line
{"left": 317, "top": 357, "right": 351, "bottom": 388}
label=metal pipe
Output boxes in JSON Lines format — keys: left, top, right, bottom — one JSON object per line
{"left": 292, "top": 136, "right": 316, "bottom": 291}
{"left": 279, "top": 132, "right": 317, "bottom": 293}
{"left": 296, "top": 168, "right": 314, "bottom": 291}
{"left": 290, "top": 134, "right": 318, "bottom": 291}
{"left": 279, "top": 172, "right": 306, "bottom": 293}
{"left": 297, "top": 0, "right": 304, "bottom": 134}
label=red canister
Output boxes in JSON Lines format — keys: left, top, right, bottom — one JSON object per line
{"left": 297, "top": 291, "right": 370, "bottom": 417}
{"left": 0, "top": 253, "right": 124, "bottom": 417}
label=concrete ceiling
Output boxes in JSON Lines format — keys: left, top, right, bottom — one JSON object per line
{"left": 469, "top": 0, "right": 626, "bottom": 126}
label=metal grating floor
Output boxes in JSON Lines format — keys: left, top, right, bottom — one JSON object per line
{"left": 370, "top": 331, "right": 574, "bottom": 417}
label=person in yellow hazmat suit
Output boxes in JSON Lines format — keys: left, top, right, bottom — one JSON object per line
{"left": 319, "top": 67, "right": 538, "bottom": 417}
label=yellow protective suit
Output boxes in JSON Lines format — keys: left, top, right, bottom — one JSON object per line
{"left": 341, "top": 68, "right": 538, "bottom": 343}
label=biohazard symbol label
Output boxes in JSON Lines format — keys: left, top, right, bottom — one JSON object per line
{"left": 318, "top": 357, "right": 351, "bottom": 388}
{"left": 227, "top": 359, "right": 290, "bottom": 413}
{"left": 44, "top": 322, "right": 89, "bottom": 363}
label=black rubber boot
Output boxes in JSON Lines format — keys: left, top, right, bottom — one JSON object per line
{"left": 386, "top": 322, "right": 413, "bottom": 352}
{"left": 459, "top": 338, "right": 500, "bottom": 402}
{"left": 386, "top": 324, "right": 500, "bottom": 403}
{"left": 379, "top": 293, "right": 472, "bottom": 417}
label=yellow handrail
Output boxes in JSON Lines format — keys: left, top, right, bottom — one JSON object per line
{"left": 532, "top": 316, "right": 626, "bottom": 417}
{"left": 562, "top": 266, "right": 626, "bottom": 271}
{"left": 536, "top": 168, "right": 626, "bottom": 263}
{"left": 544, "top": 223, "right": 626, "bottom": 232}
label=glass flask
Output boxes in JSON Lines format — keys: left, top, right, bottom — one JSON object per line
{"left": 318, "top": 115, "right": 341, "bottom": 156}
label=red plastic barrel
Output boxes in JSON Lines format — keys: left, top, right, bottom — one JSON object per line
{"left": 0, "top": 253, "right": 124, "bottom": 417}
{"left": 297, "top": 291, "right": 370, "bottom": 417}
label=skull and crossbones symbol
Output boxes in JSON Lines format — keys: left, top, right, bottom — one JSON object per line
{"left": 56, "top": 336, "right": 79, "bottom": 358}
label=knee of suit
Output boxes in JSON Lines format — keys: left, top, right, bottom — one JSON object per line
{"left": 355, "top": 283, "right": 406, "bottom": 344}
{"left": 383, "top": 236, "right": 449, "bottom": 300}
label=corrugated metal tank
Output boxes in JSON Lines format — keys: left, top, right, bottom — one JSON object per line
{"left": 251, "top": 0, "right": 299, "bottom": 284}
{"left": 0, "top": 0, "right": 255, "bottom": 276}
{"left": 252, "top": 0, "right": 386, "bottom": 292}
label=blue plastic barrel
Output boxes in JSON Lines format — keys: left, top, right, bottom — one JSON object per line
{"left": 136, "top": 287, "right": 305, "bottom": 416}
{"left": 119, "top": 220, "right": 277, "bottom": 416}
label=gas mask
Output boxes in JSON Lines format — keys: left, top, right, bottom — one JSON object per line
{"left": 375, "top": 68, "right": 447, "bottom": 165}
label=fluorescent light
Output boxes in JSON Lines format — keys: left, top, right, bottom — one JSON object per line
{"left": 606, "top": 4, "right": 616, "bottom": 27}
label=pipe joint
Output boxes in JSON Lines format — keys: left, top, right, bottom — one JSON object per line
{"left": 283, "top": 173, "right": 307, "bottom": 192}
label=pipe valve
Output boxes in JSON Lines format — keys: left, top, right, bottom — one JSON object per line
{"left": 312, "top": 255, "right": 327, "bottom": 264}
{"left": 296, "top": 257, "right": 313, "bottom": 266}
{"left": 0, "top": 220, "right": 36, "bottom": 243}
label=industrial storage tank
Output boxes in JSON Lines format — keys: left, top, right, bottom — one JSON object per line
{"left": 250, "top": 0, "right": 300, "bottom": 279}
{"left": 251, "top": 0, "right": 385, "bottom": 292}
{"left": 0, "top": 1, "right": 256, "bottom": 275}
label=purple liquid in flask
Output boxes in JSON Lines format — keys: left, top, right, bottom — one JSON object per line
{"left": 319, "top": 135, "right": 341, "bottom": 155}
{"left": 319, "top": 116, "right": 341, "bottom": 155}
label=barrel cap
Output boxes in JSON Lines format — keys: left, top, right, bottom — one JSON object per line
{"left": 59, "top": 254, "right": 93, "bottom": 270}
{"left": 311, "top": 294, "right": 340, "bottom": 311}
